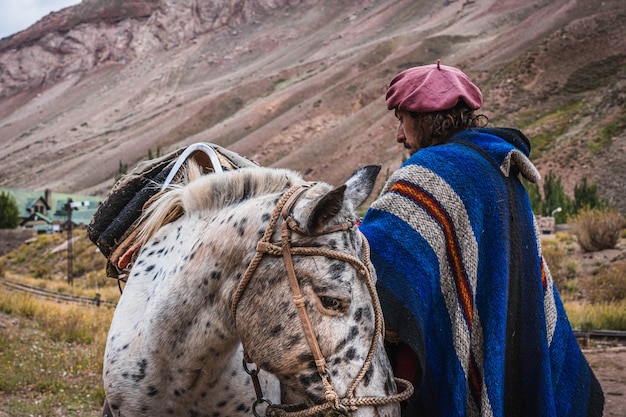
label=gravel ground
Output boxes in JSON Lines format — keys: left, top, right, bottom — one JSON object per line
{"left": 584, "top": 346, "right": 626, "bottom": 416}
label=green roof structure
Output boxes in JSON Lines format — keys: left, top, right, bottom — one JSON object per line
{"left": 0, "top": 188, "right": 103, "bottom": 229}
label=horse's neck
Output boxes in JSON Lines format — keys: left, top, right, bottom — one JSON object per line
{"left": 104, "top": 200, "right": 284, "bottom": 415}
{"left": 124, "top": 214, "right": 249, "bottom": 367}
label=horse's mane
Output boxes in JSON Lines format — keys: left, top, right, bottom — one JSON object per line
{"left": 134, "top": 162, "right": 304, "bottom": 249}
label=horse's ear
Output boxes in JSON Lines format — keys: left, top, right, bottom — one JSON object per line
{"left": 307, "top": 185, "right": 346, "bottom": 233}
{"left": 305, "top": 165, "right": 381, "bottom": 233}
{"left": 343, "top": 165, "right": 381, "bottom": 211}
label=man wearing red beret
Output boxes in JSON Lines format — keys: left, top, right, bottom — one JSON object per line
{"left": 359, "top": 61, "right": 604, "bottom": 417}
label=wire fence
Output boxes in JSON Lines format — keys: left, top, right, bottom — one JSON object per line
{"left": 0, "top": 278, "right": 117, "bottom": 307}
{"left": 2, "top": 278, "right": 625, "bottom": 343}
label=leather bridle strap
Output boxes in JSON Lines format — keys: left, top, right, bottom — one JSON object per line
{"left": 281, "top": 218, "right": 328, "bottom": 375}
{"left": 232, "top": 183, "right": 333, "bottom": 386}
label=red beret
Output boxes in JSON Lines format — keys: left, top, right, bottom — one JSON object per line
{"left": 386, "top": 60, "right": 483, "bottom": 113}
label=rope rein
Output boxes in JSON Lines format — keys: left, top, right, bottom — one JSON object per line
{"left": 231, "top": 184, "right": 414, "bottom": 417}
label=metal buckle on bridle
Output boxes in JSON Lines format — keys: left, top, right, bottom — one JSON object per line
{"left": 243, "top": 359, "right": 274, "bottom": 417}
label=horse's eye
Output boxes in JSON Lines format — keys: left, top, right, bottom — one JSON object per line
{"left": 319, "top": 296, "right": 342, "bottom": 311}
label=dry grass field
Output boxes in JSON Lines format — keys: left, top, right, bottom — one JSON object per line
{"left": 0, "top": 228, "right": 625, "bottom": 416}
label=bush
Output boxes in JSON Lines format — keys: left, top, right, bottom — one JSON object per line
{"left": 570, "top": 208, "right": 625, "bottom": 252}
{"left": 565, "top": 300, "right": 626, "bottom": 330}
{"left": 581, "top": 261, "right": 626, "bottom": 304}
{"left": 573, "top": 177, "right": 607, "bottom": 213}
{"left": 0, "top": 191, "right": 20, "bottom": 229}
{"left": 542, "top": 171, "right": 572, "bottom": 222}
{"left": 524, "top": 174, "right": 607, "bottom": 224}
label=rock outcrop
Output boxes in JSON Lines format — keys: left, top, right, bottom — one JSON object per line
{"left": 0, "top": 0, "right": 308, "bottom": 98}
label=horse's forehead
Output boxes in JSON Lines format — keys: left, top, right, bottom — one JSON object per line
{"left": 296, "top": 226, "right": 360, "bottom": 251}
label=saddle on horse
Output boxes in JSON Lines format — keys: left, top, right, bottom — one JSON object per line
{"left": 87, "top": 143, "right": 259, "bottom": 282}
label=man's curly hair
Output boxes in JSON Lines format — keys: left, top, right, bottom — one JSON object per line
{"left": 411, "top": 102, "right": 488, "bottom": 148}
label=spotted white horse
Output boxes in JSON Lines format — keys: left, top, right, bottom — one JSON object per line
{"left": 102, "top": 163, "right": 412, "bottom": 417}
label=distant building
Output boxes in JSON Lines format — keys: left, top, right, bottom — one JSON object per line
{"left": 536, "top": 215, "right": 556, "bottom": 235}
{"left": 0, "top": 188, "right": 102, "bottom": 233}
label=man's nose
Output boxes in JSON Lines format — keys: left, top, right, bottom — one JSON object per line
{"left": 396, "top": 123, "right": 406, "bottom": 142}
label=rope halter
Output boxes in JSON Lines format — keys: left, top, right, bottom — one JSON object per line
{"left": 231, "top": 184, "right": 413, "bottom": 417}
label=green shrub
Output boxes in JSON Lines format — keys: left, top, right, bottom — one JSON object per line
{"left": 573, "top": 177, "right": 607, "bottom": 213}
{"left": 581, "top": 261, "right": 626, "bottom": 303}
{"left": 0, "top": 191, "right": 20, "bottom": 229}
{"left": 525, "top": 174, "right": 607, "bottom": 223}
{"left": 32, "top": 264, "right": 51, "bottom": 279}
{"left": 561, "top": 279, "right": 578, "bottom": 296}
{"left": 570, "top": 208, "right": 625, "bottom": 251}
{"left": 565, "top": 261, "right": 578, "bottom": 278}
{"left": 542, "top": 171, "right": 572, "bottom": 222}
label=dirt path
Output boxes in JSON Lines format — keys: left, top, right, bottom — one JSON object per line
{"left": 584, "top": 347, "right": 626, "bottom": 416}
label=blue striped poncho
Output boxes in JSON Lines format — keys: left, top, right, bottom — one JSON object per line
{"left": 359, "top": 128, "right": 604, "bottom": 417}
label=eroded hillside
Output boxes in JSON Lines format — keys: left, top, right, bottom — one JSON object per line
{"left": 0, "top": 0, "right": 624, "bottom": 210}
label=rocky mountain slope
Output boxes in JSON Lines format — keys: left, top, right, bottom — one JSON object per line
{"left": 1, "top": 0, "right": 625, "bottom": 211}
